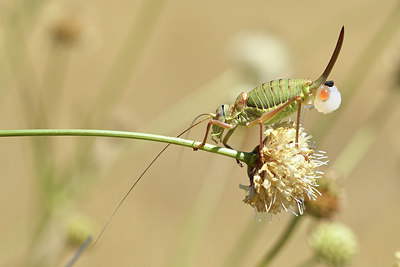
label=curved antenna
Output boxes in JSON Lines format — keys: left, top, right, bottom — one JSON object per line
{"left": 312, "top": 26, "right": 345, "bottom": 89}
{"left": 92, "top": 116, "right": 211, "bottom": 247}
{"left": 175, "top": 113, "right": 216, "bottom": 166}
{"left": 184, "top": 113, "right": 215, "bottom": 140}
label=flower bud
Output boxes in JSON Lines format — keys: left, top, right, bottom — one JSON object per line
{"left": 305, "top": 169, "right": 345, "bottom": 219}
{"left": 65, "top": 213, "right": 96, "bottom": 246}
{"left": 309, "top": 222, "right": 359, "bottom": 266}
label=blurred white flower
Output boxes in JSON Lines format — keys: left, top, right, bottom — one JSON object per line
{"left": 228, "top": 31, "right": 292, "bottom": 81}
{"left": 309, "top": 221, "right": 359, "bottom": 266}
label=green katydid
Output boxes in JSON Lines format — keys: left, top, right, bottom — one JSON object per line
{"left": 94, "top": 27, "right": 344, "bottom": 245}
{"left": 194, "top": 26, "right": 344, "bottom": 157}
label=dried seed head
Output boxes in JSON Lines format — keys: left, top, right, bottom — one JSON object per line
{"left": 305, "top": 169, "right": 345, "bottom": 219}
{"left": 241, "top": 122, "right": 327, "bottom": 217}
{"left": 39, "top": 1, "right": 101, "bottom": 49}
{"left": 51, "top": 16, "right": 83, "bottom": 46}
{"left": 309, "top": 222, "right": 359, "bottom": 266}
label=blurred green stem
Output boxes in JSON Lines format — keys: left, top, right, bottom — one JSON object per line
{"left": 2, "top": 4, "right": 63, "bottom": 265}
{"left": 0, "top": 129, "right": 253, "bottom": 165}
{"left": 170, "top": 155, "right": 236, "bottom": 267}
{"left": 257, "top": 216, "right": 301, "bottom": 267}
{"left": 42, "top": 44, "right": 71, "bottom": 123}
{"left": 222, "top": 218, "right": 264, "bottom": 267}
{"left": 67, "top": 0, "right": 167, "bottom": 195}
{"left": 86, "top": 0, "right": 167, "bottom": 124}
{"left": 333, "top": 85, "right": 400, "bottom": 180}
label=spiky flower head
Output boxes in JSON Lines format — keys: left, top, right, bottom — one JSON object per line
{"left": 309, "top": 222, "right": 359, "bottom": 266}
{"left": 241, "top": 122, "right": 327, "bottom": 218}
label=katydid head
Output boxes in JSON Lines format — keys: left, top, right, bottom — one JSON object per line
{"left": 210, "top": 93, "right": 246, "bottom": 143}
{"left": 210, "top": 104, "right": 230, "bottom": 142}
{"left": 213, "top": 104, "right": 230, "bottom": 122}
{"left": 313, "top": 80, "right": 341, "bottom": 114}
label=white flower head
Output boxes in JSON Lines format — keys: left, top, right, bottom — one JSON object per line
{"left": 228, "top": 31, "right": 292, "bottom": 80}
{"left": 309, "top": 222, "right": 359, "bottom": 266}
{"left": 241, "top": 121, "right": 327, "bottom": 218}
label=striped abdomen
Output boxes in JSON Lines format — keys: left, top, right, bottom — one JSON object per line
{"left": 247, "top": 78, "right": 307, "bottom": 111}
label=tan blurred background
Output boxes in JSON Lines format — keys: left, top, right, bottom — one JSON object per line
{"left": 0, "top": 0, "right": 399, "bottom": 266}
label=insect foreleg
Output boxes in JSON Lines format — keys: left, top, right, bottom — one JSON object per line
{"left": 222, "top": 127, "right": 236, "bottom": 148}
{"left": 222, "top": 127, "right": 243, "bottom": 167}
{"left": 193, "top": 119, "right": 234, "bottom": 151}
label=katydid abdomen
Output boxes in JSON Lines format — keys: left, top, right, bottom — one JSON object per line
{"left": 244, "top": 78, "right": 311, "bottom": 124}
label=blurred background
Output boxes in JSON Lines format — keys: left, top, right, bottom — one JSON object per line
{"left": 0, "top": 0, "right": 399, "bottom": 266}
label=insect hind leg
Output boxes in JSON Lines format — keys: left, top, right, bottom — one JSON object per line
{"left": 246, "top": 96, "right": 303, "bottom": 161}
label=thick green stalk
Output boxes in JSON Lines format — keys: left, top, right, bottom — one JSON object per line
{"left": 0, "top": 129, "right": 253, "bottom": 165}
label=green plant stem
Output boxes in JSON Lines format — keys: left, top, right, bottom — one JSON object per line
{"left": 0, "top": 128, "right": 253, "bottom": 165}
{"left": 257, "top": 216, "right": 301, "bottom": 267}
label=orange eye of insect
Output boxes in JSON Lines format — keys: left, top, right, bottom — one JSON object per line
{"left": 319, "top": 88, "right": 330, "bottom": 100}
